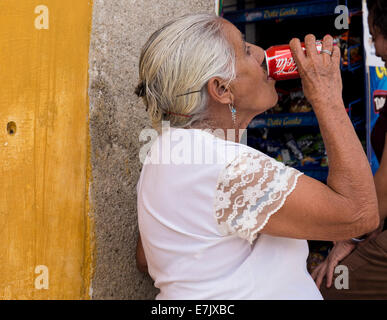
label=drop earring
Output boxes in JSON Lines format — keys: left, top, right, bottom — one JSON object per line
{"left": 228, "top": 103, "right": 236, "bottom": 125}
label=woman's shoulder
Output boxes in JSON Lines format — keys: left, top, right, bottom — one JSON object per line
{"left": 143, "top": 127, "right": 279, "bottom": 168}
{"left": 189, "top": 128, "right": 271, "bottom": 164}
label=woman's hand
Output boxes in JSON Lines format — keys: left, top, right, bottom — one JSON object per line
{"left": 289, "top": 34, "right": 342, "bottom": 107}
{"left": 310, "top": 221, "right": 383, "bottom": 289}
{"left": 311, "top": 240, "right": 356, "bottom": 289}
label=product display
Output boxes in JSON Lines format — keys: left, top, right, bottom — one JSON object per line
{"left": 307, "top": 244, "right": 331, "bottom": 273}
{"left": 336, "top": 32, "right": 363, "bottom": 68}
{"left": 248, "top": 130, "right": 328, "bottom": 169}
{"left": 289, "top": 89, "right": 313, "bottom": 113}
{"left": 268, "top": 88, "right": 313, "bottom": 114}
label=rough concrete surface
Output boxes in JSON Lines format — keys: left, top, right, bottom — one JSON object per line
{"left": 88, "top": 0, "right": 215, "bottom": 299}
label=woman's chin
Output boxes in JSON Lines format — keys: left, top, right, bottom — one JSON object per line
{"left": 259, "top": 101, "right": 279, "bottom": 115}
{"left": 250, "top": 93, "right": 279, "bottom": 116}
{"left": 261, "top": 98, "right": 279, "bottom": 114}
{"left": 271, "top": 92, "right": 279, "bottom": 107}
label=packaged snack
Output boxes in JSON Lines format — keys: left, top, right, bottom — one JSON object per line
{"left": 281, "top": 149, "right": 291, "bottom": 164}
{"left": 321, "top": 150, "right": 329, "bottom": 167}
{"left": 284, "top": 133, "right": 303, "bottom": 161}
{"left": 297, "top": 134, "right": 315, "bottom": 154}
{"left": 312, "top": 139, "right": 325, "bottom": 155}
{"left": 289, "top": 89, "right": 312, "bottom": 113}
{"left": 301, "top": 156, "right": 319, "bottom": 166}
{"left": 280, "top": 148, "right": 298, "bottom": 166}
{"left": 307, "top": 252, "right": 325, "bottom": 273}
{"left": 336, "top": 33, "right": 362, "bottom": 66}
{"left": 269, "top": 88, "right": 290, "bottom": 114}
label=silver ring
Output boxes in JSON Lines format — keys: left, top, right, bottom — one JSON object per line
{"left": 320, "top": 49, "right": 332, "bottom": 56}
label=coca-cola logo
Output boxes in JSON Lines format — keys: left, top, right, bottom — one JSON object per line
{"left": 274, "top": 57, "right": 298, "bottom": 75}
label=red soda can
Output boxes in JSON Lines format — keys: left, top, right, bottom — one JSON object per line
{"left": 265, "top": 41, "right": 331, "bottom": 81}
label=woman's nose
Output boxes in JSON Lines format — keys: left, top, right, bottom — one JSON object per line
{"left": 250, "top": 43, "right": 264, "bottom": 59}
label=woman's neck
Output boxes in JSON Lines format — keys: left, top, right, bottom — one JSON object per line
{"left": 189, "top": 119, "right": 248, "bottom": 144}
{"left": 189, "top": 107, "right": 253, "bottom": 143}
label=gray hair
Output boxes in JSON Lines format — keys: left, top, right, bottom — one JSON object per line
{"left": 136, "top": 13, "right": 236, "bottom": 129}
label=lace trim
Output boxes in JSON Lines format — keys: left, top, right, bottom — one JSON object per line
{"left": 248, "top": 170, "right": 303, "bottom": 241}
{"left": 214, "top": 150, "right": 303, "bottom": 244}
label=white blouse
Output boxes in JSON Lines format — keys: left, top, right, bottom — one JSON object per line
{"left": 137, "top": 127, "right": 323, "bottom": 300}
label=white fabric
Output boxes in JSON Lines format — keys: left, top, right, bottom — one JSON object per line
{"left": 137, "top": 127, "right": 323, "bottom": 300}
{"left": 215, "top": 150, "right": 303, "bottom": 245}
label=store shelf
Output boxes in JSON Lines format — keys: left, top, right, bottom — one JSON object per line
{"left": 223, "top": 0, "right": 341, "bottom": 24}
{"left": 341, "top": 63, "right": 362, "bottom": 72}
{"left": 295, "top": 165, "right": 328, "bottom": 181}
{"left": 248, "top": 112, "right": 318, "bottom": 128}
{"left": 352, "top": 116, "right": 365, "bottom": 129}
{"left": 247, "top": 138, "right": 329, "bottom": 181}
{"left": 248, "top": 108, "right": 365, "bottom": 130}
{"left": 341, "top": 44, "right": 363, "bottom": 72}
{"left": 347, "top": 98, "right": 362, "bottom": 118}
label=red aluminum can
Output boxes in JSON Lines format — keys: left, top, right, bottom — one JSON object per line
{"left": 265, "top": 41, "right": 326, "bottom": 81}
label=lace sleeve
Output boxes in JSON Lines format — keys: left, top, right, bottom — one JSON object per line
{"left": 214, "top": 150, "right": 303, "bottom": 244}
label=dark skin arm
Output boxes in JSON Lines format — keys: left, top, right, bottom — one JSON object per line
{"left": 136, "top": 234, "right": 148, "bottom": 274}
{"left": 374, "top": 133, "right": 387, "bottom": 224}
{"left": 261, "top": 35, "right": 379, "bottom": 241}
{"left": 312, "top": 135, "right": 387, "bottom": 288}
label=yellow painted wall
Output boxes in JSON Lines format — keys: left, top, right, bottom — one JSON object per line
{"left": 0, "top": 0, "right": 93, "bottom": 299}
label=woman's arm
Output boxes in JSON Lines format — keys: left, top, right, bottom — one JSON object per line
{"left": 259, "top": 35, "right": 379, "bottom": 241}
{"left": 311, "top": 139, "right": 387, "bottom": 287}
{"left": 136, "top": 234, "right": 148, "bottom": 273}
{"left": 374, "top": 134, "right": 387, "bottom": 223}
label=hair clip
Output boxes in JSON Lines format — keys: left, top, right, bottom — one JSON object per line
{"left": 176, "top": 90, "right": 202, "bottom": 98}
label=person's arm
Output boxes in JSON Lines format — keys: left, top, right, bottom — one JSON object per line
{"left": 136, "top": 234, "right": 148, "bottom": 273}
{"left": 374, "top": 134, "right": 387, "bottom": 223}
{"left": 258, "top": 35, "right": 379, "bottom": 240}
{"left": 311, "top": 135, "right": 387, "bottom": 288}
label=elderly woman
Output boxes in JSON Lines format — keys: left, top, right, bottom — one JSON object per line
{"left": 135, "top": 13, "right": 379, "bottom": 299}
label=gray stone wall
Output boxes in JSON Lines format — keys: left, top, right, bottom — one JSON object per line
{"left": 88, "top": 0, "right": 215, "bottom": 300}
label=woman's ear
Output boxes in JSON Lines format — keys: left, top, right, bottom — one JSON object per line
{"left": 207, "top": 77, "right": 233, "bottom": 105}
